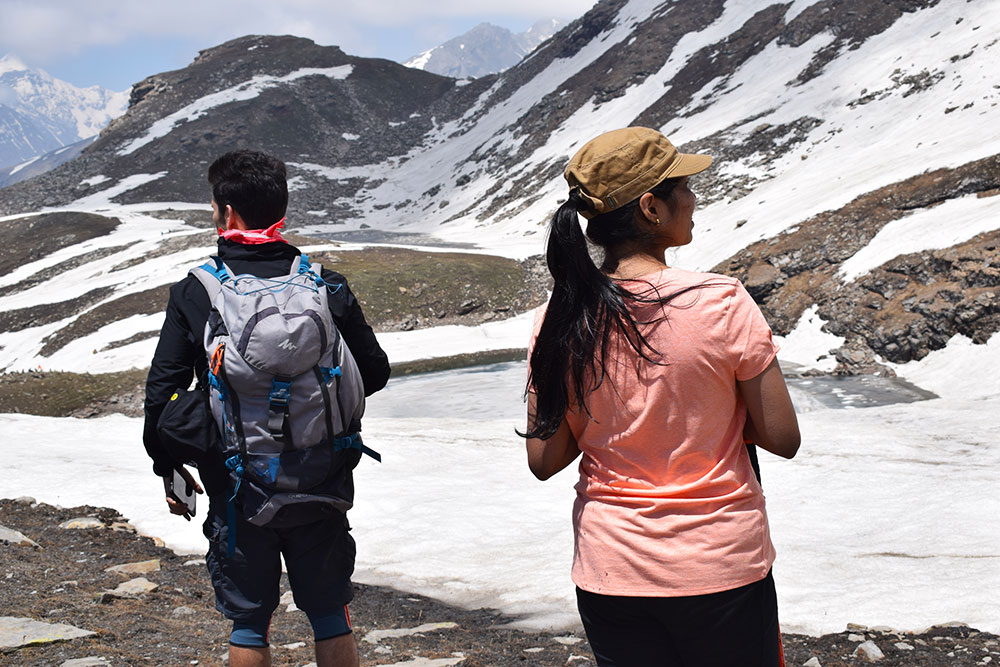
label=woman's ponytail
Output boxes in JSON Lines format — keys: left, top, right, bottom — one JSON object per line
{"left": 525, "top": 191, "right": 621, "bottom": 440}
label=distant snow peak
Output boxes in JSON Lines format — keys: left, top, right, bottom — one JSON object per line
{"left": 404, "top": 19, "right": 565, "bottom": 78}
{"left": 0, "top": 53, "right": 28, "bottom": 74}
{"left": 0, "top": 54, "right": 128, "bottom": 169}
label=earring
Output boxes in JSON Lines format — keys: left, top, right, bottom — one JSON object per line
{"left": 654, "top": 218, "right": 661, "bottom": 225}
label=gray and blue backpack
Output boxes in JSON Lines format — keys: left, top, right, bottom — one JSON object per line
{"left": 191, "top": 254, "right": 379, "bottom": 532}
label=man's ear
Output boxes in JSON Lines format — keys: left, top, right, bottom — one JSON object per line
{"left": 225, "top": 205, "right": 248, "bottom": 231}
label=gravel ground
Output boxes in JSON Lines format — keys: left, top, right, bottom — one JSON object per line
{"left": 1, "top": 498, "right": 996, "bottom": 666}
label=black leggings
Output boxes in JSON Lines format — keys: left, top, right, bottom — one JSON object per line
{"left": 576, "top": 571, "right": 782, "bottom": 667}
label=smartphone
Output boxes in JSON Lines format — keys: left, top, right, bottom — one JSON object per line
{"left": 171, "top": 469, "right": 197, "bottom": 517}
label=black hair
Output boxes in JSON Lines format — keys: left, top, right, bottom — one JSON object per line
{"left": 522, "top": 176, "right": 711, "bottom": 440}
{"left": 207, "top": 150, "right": 288, "bottom": 229}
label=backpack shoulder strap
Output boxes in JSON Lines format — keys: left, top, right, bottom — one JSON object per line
{"left": 189, "top": 256, "right": 231, "bottom": 301}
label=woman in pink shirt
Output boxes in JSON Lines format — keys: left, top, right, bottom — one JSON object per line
{"left": 523, "top": 127, "right": 800, "bottom": 667}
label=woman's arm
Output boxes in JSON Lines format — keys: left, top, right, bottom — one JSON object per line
{"left": 737, "top": 357, "right": 800, "bottom": 459}
{"left": 525, "top": 392, "right": 582, "bottom": 480}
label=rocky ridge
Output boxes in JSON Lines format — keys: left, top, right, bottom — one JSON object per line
{"left": 713, "top": 155, "right": 1000, "bottom": 373}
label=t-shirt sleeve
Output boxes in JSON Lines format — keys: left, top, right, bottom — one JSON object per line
{"left": 525, "top": 304, "right": 547, "bottom": 393}
{"left": 726, "top": 281, "right": 779, "bottom": 381}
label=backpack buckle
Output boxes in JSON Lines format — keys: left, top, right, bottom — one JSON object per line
{"left": 268, "top": 379, "right": 292, "bottom": 407}
{"left": 267, "top": 378, "right": 293, "bottom": 441}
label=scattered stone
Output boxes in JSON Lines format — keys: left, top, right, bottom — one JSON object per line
{"left": 363, "top": 621, "right": 460, "bottom": 644}
{"left": 280, "top": 589, "right": 299, "bottom": 612}
{"left": 100, "top": 576, "right": 158, "bottom": 602}
{"left": 848, "top": 633, "right": 866, "bottom": 642}
{"left": 374, "top": 645, "right": 393, "bottom": 654}
{"left": 281, "top": 641, "right": 306, "bottom": 649}
{"left": 60, "top": 658, "right": 110, "bottom": 666}
{"left": 59, "top": 517, "right": 104, "bottom": 530}
{"left": 377, "top": 659, "right": 464, "bottom": 667}
{"left": 854, "top": 640, "right": 886, "bottom": 662}
{"left": 803, "top": 658, "right": 822, "bottom": 667}
{"left": 554, "top": 635, "right": 584, "bottom": 645}
{"left": 895, "top": 641, "right": 915, "bottom": 650}
{"left": 171, "top": 605, "right": 197, "bottom": 617}
{"left": 525, "top": 647, "right": 545, "bottom": 653}
{"left": 109, "top": 521, "right": 136, "bottom": 532}
{"left": 13, "top": 496, "right": 36, "bottom": 505}
{"left": 0, "top": 524, "right": 41, "bottom": 548}
{"left": 183, "top": 558, "right": 206, "bottom": 566}
{"left": 847, "top": 623, "right": 869, "bottom": 632}
{"left": 105, "top": 558, "right": 160, "bottom": 575}
{"left": 0, "top": 616, "right": 95, "bottom": 649}
{"left": 567, "top": 656, "right": 592, "bottom": 664}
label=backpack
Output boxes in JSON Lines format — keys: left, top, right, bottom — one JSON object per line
{"left": 190, "top": 253, "right": 379, "bottom": 530}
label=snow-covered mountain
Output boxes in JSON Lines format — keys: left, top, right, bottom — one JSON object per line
{"left": 0, "top": 0, "right": 998, "bottom": 392}
{"left": 0, "top": 54, "right": 128, "bottom": 169}
{"left": 405, "top": 19, "right": 564, "bottom": 78}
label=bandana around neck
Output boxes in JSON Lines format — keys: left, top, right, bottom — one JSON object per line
{"left": 218, "top": 218, "right": 287, "bottom": 245}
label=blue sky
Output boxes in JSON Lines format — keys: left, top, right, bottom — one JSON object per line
{"left": 0, "top": 0, "right": 595, "bottom": 91}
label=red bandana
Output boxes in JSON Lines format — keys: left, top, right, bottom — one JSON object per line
{"left": 218, "top": 218, "right": 287, "bottom": 245}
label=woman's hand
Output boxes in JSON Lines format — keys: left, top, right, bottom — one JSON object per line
{"left": 737, "top": 357, "right": 800, "bottom": 459}
{"left": 525, "top": 392, "right": 582, "bottom": 480}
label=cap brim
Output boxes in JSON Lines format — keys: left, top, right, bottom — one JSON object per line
{"left": 668, "top": 152, "right": 713, "bottom": 178}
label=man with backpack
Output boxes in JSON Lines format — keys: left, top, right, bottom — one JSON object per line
{"left": 143, "top": 150, "right": 390, "bottom": 667}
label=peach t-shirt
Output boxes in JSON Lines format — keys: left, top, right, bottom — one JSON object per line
{"left": 529, "top": 268, "right": 779, "bottom": 597}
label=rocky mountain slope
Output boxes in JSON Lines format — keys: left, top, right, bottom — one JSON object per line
{"left": 404, "top": 20, "right": 564, "bottom": 78}
{"left": 0, "top": 0, "right": 998, "bottom": 382}
{"left": 0, "top": 55, "right": 127, "bottom": 169}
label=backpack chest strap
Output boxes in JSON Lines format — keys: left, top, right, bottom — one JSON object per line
{"left": 267, "top": 377, "right": 293, "bottom": 441}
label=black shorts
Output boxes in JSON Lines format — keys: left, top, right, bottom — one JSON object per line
{"left": 576, "top": 571, "right": 782, "bottom": 667}
{"left": 203, "top": 495, "right": 355, "bottom": 625}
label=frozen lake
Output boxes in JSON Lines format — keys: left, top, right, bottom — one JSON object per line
{"left": 3, "top": 360, "right": 998, "bottom": 636}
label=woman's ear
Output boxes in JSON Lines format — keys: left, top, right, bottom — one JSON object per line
{"left": 637, "top": 192, "right": 661, "bottom": 225}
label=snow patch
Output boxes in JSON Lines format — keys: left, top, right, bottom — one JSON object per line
{"left": 838, "top": 193, "right": 1000, "bottom": 282}
{"left": 773, "top": 306, "right": 843, "bottom": 373}
{"left": 79, "top": 174, "right": 111, "bottom": 187}
{"left": 890, "top": 331, "right": 1000, "bottom": 400}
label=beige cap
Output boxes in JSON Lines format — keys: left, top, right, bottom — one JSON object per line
{"left": 564, "top": 127, "right": 712, "bottom": 219}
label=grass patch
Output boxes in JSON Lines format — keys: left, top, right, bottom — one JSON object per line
{"left": 310, "top": 247, "right": 545, "bottom": 331}
{"left": 0, "top": 369, "right": 147, "bottom": 417}
{"left": 0, "top": 212, "right": 119, "bottom": 276}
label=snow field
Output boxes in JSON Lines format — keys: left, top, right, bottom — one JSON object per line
{"left": 2, "top": 382, "right": 997, "bottom": 636}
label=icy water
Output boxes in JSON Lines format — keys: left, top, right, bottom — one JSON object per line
{"left": 364, "top": 360, "right": 936, "bottom": 421}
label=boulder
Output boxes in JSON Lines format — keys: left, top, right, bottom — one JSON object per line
{"left": 59, "top": 517, "right": 104, "bottom": 530}
{"left": 0, "top": 616, "right": 95, "bottom": 649}
{"left": 0, "top": 525, "right": 40, "bottom": 548}
{"left": 105, "top": 559, "right": 160, "bottom": 575}
{"left": 99, "top": 577, "right": 158, "bottom": 602}
{"left": 853, "top": 640, "right": 885, "bottom": 662}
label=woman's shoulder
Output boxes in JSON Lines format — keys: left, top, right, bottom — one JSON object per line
{"left": 660, "top": 267, "right": 742, "bottom": 292}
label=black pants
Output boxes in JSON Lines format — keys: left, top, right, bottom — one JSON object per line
{"left": 576, "top": 571, "right": 782, "bottom": 667}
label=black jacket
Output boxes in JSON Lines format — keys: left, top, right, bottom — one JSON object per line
{"left": 142, "top": 238, "right": 391, "bottom": 492}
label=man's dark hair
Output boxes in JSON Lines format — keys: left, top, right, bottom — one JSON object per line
{"left": 208, "top": 150, "right": 288, "bottom": 229}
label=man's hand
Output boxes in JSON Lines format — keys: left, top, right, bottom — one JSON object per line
{"left": 163, "top": 467, "right": 204, "bottom": 521}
